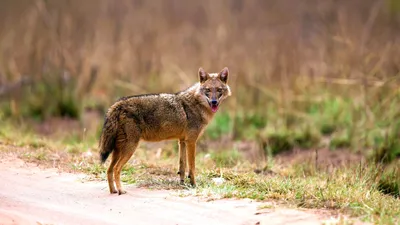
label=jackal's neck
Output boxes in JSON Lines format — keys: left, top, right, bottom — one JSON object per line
{"left": 177, "top": 82, "right": 201, "bottom": 97}
{"left": 184, "top": 82, "right": 201, "bottom": 94}
{"left": 177, "top": 82, "right": 214, "bottom": 119}
{"left": 177, "top": 82, "right": 207, "bottom": 105}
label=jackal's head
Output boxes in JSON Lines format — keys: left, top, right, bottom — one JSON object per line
{"left": 197, "top": 67, "right": 231, "bottom": 113}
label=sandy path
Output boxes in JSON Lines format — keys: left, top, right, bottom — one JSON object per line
{"left": 0, "top": 155, "right": 334, "bottom": 225}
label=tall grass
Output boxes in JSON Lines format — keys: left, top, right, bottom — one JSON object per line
{"left": 0, "top": 0, "right": 400, "bottom": 161}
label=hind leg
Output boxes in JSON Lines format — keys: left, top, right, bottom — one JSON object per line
{"left": 107, "top": 149, "right": 120, "bottom": 194}
{"left": 114, "top": 140, "right": 139, "bottom": 195}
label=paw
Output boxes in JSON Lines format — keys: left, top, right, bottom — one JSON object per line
{"left": 178, "top": 171, "right": 185, "bottom": 181}
{"left": 110, "top": 190, "right": 118, "bottom": 194}
{"left": 118, "top": 189, "right": 127, "bottom": 195}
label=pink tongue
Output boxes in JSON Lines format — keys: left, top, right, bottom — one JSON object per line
{"left": 211, "top": 105, "right": 218, "bottom": 112}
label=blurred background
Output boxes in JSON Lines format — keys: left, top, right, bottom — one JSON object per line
{"left": 1, "top": 0, "right": 400, "bottom": 165}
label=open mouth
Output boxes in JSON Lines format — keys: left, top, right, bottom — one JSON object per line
{"left": 208, "top": 102, "right": 219, "bottom": 113}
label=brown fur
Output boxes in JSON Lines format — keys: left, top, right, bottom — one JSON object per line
{"left": 99, "top": 67, "right": 231, "bottom": 194}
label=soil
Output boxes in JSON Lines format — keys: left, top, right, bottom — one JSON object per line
{"left": 0, "top": 153, "right": 350, "bottom": 225}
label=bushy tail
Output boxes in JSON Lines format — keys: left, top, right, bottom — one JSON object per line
{"left": 99, "top": 106, "right": 120, "bottom": 163}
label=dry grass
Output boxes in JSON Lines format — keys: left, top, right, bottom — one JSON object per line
{"left": 1, "top": 1, "right": 400, "bottom": 145}
{"left": 0, "top": 122, "right": 399, "bottom": 225}
{"left": 1, "top": 1, "right": 400, "bottom": 223}
{"left": 1, "top": 1, "right": 399, "bottom": 100}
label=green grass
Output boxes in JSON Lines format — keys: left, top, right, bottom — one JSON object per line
{"left": 201, "top": 88, "right": 400, "bottom": 165}
{"left": 3, "top": 71, "right": 400, "bottom": 164}
{"left": 209, "top": 148, "right": 241, "bottom": 167}
{"left": 329, "top": 133, "right": 352, "bottom": 150}
{"left": 1, "top": 72, "right": 81, "bottom": 120}
{"left": 1, "top": 119, "right": 399, "bottom": 224}
{"left": 205, "top": 112, "right": 233, "bottom": 140}
{"left": 109, "top": 159, "right": 400, "bottom": 224}
{"left": 2, "top": 77, "right": 400, "bottom": 224}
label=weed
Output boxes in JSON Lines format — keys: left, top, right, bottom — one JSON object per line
{"left": 2, "top": 72, "right": 81, "bottom": 121}
{"left": 329, "top": 135, "right": 352, "bottom": 150}
{"left": 293, "top": 127, "right": 321, "bottom": 149}
{"left": 320, "top": 123, "right": 337, "bottom": 136}
{"left": 206, "top": 112, "right": 232, "bottom": 140}
{"left": 371, "top": 126, "right": 400, "bottom": 164}
{"left": 262, "top": 131, "right": 294, "bottom": 156}
{"left": 210, "top": 148, "right": 241, "bottom": 167}
{"left": 260, "top": 126, "right": 321, "bottom": 155}
{"left": 232, "top": 112, "right": 267, "bottom": 140}
{"left": 377, "top": 164, "right": 400, "bottom": 198}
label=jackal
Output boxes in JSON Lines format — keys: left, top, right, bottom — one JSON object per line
{"left": 99, "top": 67, "right": 231, "bottom": 194}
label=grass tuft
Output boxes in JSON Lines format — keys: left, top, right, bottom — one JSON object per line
{"left": 377, "top": 164, "right": 400, "bottom": 198}
{"left": 210, "top": 148, "right": 241, "bottom": 167}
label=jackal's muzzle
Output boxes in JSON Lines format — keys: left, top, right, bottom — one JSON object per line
{"left": 209, "top": 99, "right": 219, "bottom": 112}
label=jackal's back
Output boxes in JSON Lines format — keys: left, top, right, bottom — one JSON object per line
{"left": 119, "top": 93, "right": 189, "bottom": 141}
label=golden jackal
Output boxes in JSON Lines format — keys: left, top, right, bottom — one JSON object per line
{"left": 99, "top": 67, "right": 231, "bottom": 194}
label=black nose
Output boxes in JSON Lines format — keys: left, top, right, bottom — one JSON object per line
{"left": 211, "top": 100, "right": 218, "bottom": 105}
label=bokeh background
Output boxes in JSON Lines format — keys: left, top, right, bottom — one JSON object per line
{"left": 1, "top": 0, "right": 400, "bottom": 165}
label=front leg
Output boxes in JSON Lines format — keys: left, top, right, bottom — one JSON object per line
{"left": 186, "top": 141, "right": 197, "bottom": 186}
{"left": 178, "top": 140, "right": 186, "bottom": 184}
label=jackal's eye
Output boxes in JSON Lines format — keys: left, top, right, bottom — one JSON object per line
{"left": 217, "top": 88, "right": 223, "bottom": 92}
{"left": 204, "top": 88, "right": 211, "bottom": 93}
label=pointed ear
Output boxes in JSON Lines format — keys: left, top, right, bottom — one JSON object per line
{"left": 219, "top": 67, "right": 229, "bottom": 83}
{"left": 198, "top": 67, "right": 209, "bottom": 83}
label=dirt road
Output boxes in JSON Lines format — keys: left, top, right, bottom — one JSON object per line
{"left": 0, "top": 155, "right": 338, "bottom": 225}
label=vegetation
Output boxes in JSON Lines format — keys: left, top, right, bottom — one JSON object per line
{"left": 0, "top": 0, "right": 400, "bottom": 224}
{"left": 0, "top": 123, "right": 399, "bottom": 224}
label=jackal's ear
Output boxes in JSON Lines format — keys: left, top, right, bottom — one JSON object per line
{"left": 198, "top": 67, "right": 209, "bottom": 83}
{"left": 219, "top": 67, "right": 229, "bottom": 84}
